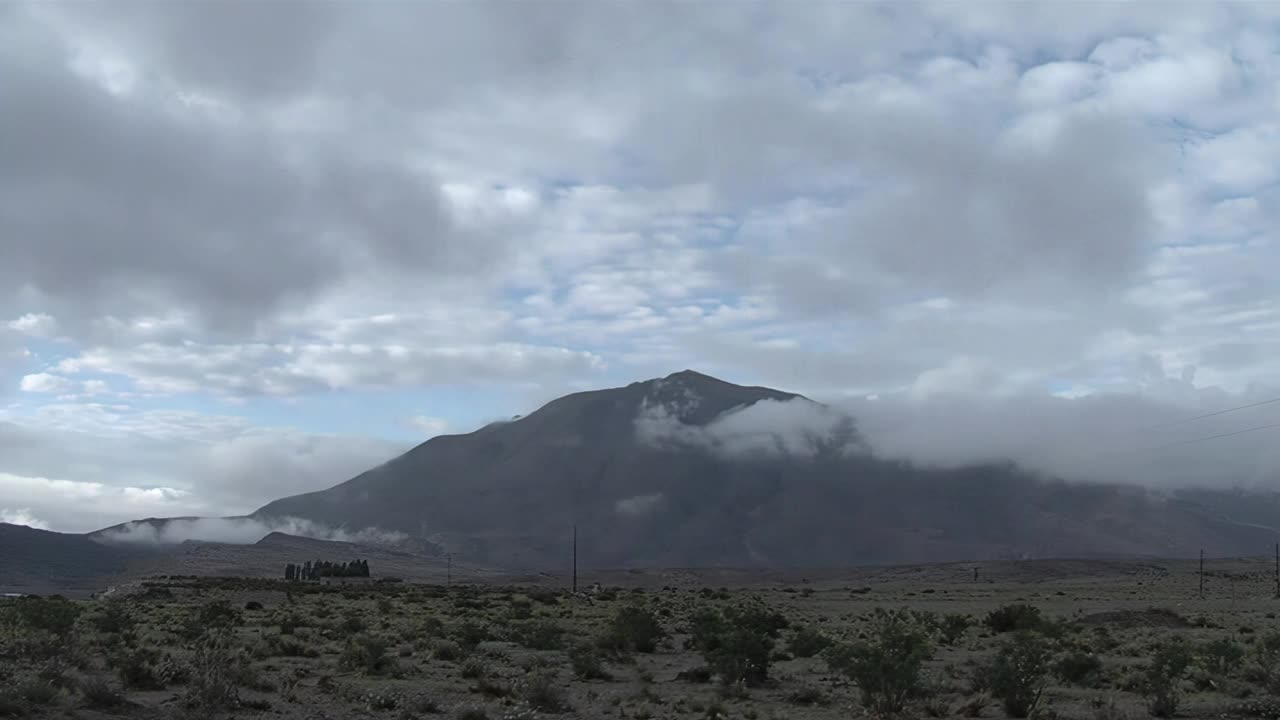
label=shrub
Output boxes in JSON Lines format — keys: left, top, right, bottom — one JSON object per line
{"left": 985, "top": 604, "right": 1044, "bottom": 634}
{"left": 78, "top": 676, "right": 126, "bottom": 709}
{"left": 340, "top": 634, "right": 398, "bottom": 676}
{"left": 600, "top": 605, "right": 665, "bottom": 655}
{"left": 1056, "top": 650, "right": 1105, "bottom": 688}
{"left": 456, "top": 708, "right": 489, "bottom": 720}
{"left": 114, "top": 647, "right": 165, "bottom": 690}
{"left": 787, "top": 625, "right": 833, "bottom": 658}
{"left": 824, "top": 609, "right": 932, "bottom": 715}
{"left": 89, "top": 600, "right": 135, "bottom": 635}
{"left": 455, "top": 621, "right": 493, "bottom": 649}
{"left": 184, "top": 600, "right": 240, "bottom": 639}
{"left": 706, "top": 624, "right": 774, "bottom": 688}
{"left": 940, "top": 614, "right": 973, "bottom": 646}
{"left": 1201, "top": 637, "right": 1245, "bottom": 677}
{"left": 434, "top": 640, "right": 464, "bottom": 662}
{"left": 510, "top": 620, "right": 565, "bottom": 651}
{"left": 990, "top": 631, "right": 1052, "bottom": 718}
{"left": 569, "top": 642, "right": 612, "bottom": 680}
{"left": 518, "top": 671, "right": 571, "bottom": 713}
{"left": 461, "top": 659, "right": 488, "bottom": 679}
{"left": 1142, "top": 640, "right": 1193, "bottom": 718}
{"left": 1256, "top": 631, "right": 1280, "bottom": 693}
{"left": 13, "top": 597, "right": 81, "bottom": 636}
{"left": 184, "top": 630, "right": 241, "bottom": 710}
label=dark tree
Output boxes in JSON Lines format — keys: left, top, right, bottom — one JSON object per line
{"left": 285, "top": 563, "right": 296, "bottom": 581}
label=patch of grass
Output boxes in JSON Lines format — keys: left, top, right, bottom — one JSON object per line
{"left": 785, "top": 684, "right": 829, "bottom": 706}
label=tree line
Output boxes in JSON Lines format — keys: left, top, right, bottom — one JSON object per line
{"left": 284, "top": 559, "right": 370, "bottom": 581}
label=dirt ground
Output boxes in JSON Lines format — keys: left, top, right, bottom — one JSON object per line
{"left": 5, "top": 556, "right": 1280, "bottom": 719}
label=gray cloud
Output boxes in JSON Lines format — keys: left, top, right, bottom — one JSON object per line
{"left": 636, "top": 397, "right": 862, "bottom": 459}
{"left": 92, "top": 516, "right": 406, "bottom": 546}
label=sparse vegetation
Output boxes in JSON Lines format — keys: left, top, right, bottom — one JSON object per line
{"left": 0, "top": 561, "right": 1275, "bottom": 719}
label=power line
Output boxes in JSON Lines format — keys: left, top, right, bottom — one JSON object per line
{"left": 1145, "top": 396, "right": 1280, "bottom": 430}
{"left": 1150, "top": 420, "right": 1280, "bottom": 450}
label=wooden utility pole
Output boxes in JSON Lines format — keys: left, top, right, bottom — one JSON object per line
{"left": 447, "top": 553, "right": 452, "bottom": 587}
{"left": 1199, "top": 549, "right": 1205, "bottom": 598}
{"left": 572, "top": 525, "right": 578, "bottom": 594}
{"left": 1274, "top": 543, "right": 1278, "bottom": 599}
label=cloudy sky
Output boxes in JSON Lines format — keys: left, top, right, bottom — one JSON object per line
{"left": 3, "top": 2, "right": 1280, "bottom": 533}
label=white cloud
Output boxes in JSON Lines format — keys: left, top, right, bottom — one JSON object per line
{"left": 19, "top": 372, "right": 77, "bottom": 394}
{"left": 404, "top": 416, "right": 450, "bottom": 437}
{"left": 0, "top": 507, "right": 50, "bottom": 530}
{"left": 93, "top": 516, "right": 407, "bottom": 546}
{"left": 7, "top": 313, "right": 58, "bottom": 338}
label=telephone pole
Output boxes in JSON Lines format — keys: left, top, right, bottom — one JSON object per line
{"left": 1273, "top": 543, "right": 1278, "bottom": 599}
{"left": 1199, "top": 549, "right": 1205, "bottom": 598}
{"left": 572, "top": 524, "right": 578, "bottom": 594}
{"left": 447, "top": 553, "right": 452, "bottom": 587}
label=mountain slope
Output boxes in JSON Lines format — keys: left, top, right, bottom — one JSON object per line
{"left": 0, "top": 523, "right": 145, "bottom": 594}
{"left": 255, "top": 370, "right": 1280, "bottom": 568}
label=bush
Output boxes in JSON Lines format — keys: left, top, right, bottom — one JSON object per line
{"left": 1056, "top": 650, "right": 1105, "bottom": 688}
{"left": 78, "top": 676, "right": 126, "bottom": 709}
{"left": 706, "top": 624, "right": 774, "bottom": 688}
{"left": 940, "top": 614, "right": 973, "bottom": 646}
{"left": 518, "top": 671, "right": 570, "bottom": 713}
{"left": 1256, "top": 631, "right": 1280, "bottom": 693}
{"left": 990, "top": 631, "right": 1052, "bottom": 718}
{"left": 455, "top": 621, "right": 492, "bottom": 649}
{"left": 569, "top": 642, "right": 612, "bottom": 680}
{"left": 114, "top": 647, "right": 165, "bottom": 690}
{"left": 787, "top": 625, "right": 833, "bottom": 658}
{"left": 824, "top": 609, "right": 933, "bottom": 715}
{"left": 434, "top": 640, "right": 464, "bottom": 662}
{"left": 1142, "top": 640, "right": 1192, "bottom": 718}
{"left": 600, "top": 605, "right": 665, "bottom": 655}
{"left": 510, "top": 620, "right": 565, "bottom": 651}
{"left": 985, "top": 604, "right": 1044, "bottom": 634}
{"left": 88, "top": 600, "right": 135, "bottom": 635}
{"left": 1201, "top": 637, "right": 1245, "bottom": 677}
{"left": 340, "top": 634, "right": 398, "bottom": 676}
{"left": 13, "top": 597, "right": 81, "bottom": 636}
{"left": 184, "top": 630, "right": 241, "bottom": 710}
{"left": 461, "top": 659, "right": 488, "bottom": 679}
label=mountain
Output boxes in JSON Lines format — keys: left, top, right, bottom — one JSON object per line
{"left": 254, "top": 370, "right": 1280, "bottom": 569}
{"left": 0, "top": 523, "right": 145, "bottom": 595}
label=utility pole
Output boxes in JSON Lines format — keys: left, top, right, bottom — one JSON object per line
{"left": 1199, "top": 549, "right": 1205, "bottom": 598}
{"left": 447, "top": 553, "right": 452, "bottom": 587}
{"left": 1274, "top": 543, "right": 1278, "bottom": 599}
{"left": 572, "top": 525, "right": 578, "bottom": 594}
